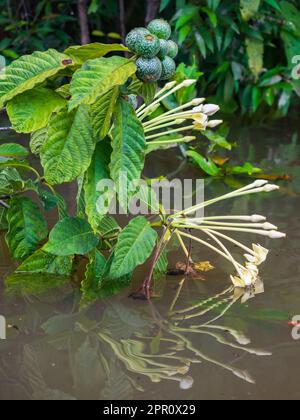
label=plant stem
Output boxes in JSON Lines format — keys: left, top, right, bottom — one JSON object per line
{"left": 0, "top": 199, "right": 9, "bottom": 209}
{"left": 143, "top": 227, "right": 168, "bottom": 298}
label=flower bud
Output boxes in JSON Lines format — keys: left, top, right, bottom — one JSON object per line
{"left": 268, "top": 230, "right": 286, "bottom": 239}
{"left": 202, "top": 104, "right": 220, "bottom": 116}
{"left": 207, "top": 119, "right": 223, "bottom": 128}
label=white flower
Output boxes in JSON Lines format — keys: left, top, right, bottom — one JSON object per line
{"left": 230, "top": 264, "right": 259, "bottom": 289}
{"left": 202, "top": 104, "right": 220, "bottom": 116}
{"left": 207, "top": 119, "right": 223, "bottom": 128}
{"left": 244, "top": 244, "right": 269, "bottom": 266}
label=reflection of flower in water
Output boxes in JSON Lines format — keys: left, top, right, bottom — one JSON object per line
{"left": 89, "top": 280, "right": 271, "bottom": 389}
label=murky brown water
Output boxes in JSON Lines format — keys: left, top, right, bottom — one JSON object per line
{"left": 0, "top": 121, "right": 300, "bottom": 400}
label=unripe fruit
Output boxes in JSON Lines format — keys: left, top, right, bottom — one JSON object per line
{"left": 125, "top": 27, "right": 149, "bottom": 52}
{"left": 157, "top": 39, "right": 170, "bottom": 59}
{"left": 124, "top": 94, "right": 138, "bottom": 109}
{"left": 167, "top": 40, "right": 178, "bottom": 59}
{"left": 136, "top": 57, "right": 162, "bottom": 82}
{"left": 134, "top": 33, "right": 160, "bottom": 58}
{"left": 160, "top": 56, "right": 176, "bottom": 80}
{"left": 147, "top": 19, "right": 171, "bottom": 40}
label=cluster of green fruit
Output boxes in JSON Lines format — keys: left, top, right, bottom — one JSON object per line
{"left": 125, "top": 19, "right": 178, "bottom": 83}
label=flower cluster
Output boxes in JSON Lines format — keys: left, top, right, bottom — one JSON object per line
{"left": 136, "top": 80, "right": 223, "bottom": 148}
{"left": 168, "top": 180, "right": 286, "bottom": 289}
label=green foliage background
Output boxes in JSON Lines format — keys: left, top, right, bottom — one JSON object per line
{"left": 1, "top": 0, "right": 300, "bottom": 118}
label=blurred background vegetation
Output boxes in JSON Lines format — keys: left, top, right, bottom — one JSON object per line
{"left": 0, "top": 0, "right": 300, "bottom": 122}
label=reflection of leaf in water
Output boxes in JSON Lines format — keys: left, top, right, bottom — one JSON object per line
{"left": 100, "top": 362, "right": 140, "bottom": 400}
{"left": 5, "top": 273, "right": 70, "bottom": 297}
{"left": 20, "top": 344, "right": 76, "bottom": 400}
{"left": 71, "top": 335, "right": 107, "bottom": 399}
{"left": 41, "top": 312, "right": 85, "bottom": 336}
{"left": 100, "top": 302, "right": 150, "bottom": 340}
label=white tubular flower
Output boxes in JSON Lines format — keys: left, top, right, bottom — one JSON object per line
{"left": 207, "top": 119, "right": 223, "bottom": 128}
{"left": 230, "top": 266, "right": 257, "bottom": 289}
{"left": 244, "top": 244, "right": 269, "bottom": 266}
{"left": 202, "top": 104, "right": 220, "bottom": 116}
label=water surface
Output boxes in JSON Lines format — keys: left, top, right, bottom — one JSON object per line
{"left": 0, "top": 121, "right": 299, "bottom": 400}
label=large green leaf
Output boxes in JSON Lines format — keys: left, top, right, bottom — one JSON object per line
{"left": 84, "top": 140, "right": 113, "bottom": 231}
{"left": 109, "top": 99, "right": 146, "bottom": 208}
{"left": 65, "top": 43, "right": 129, "bottom": 64}
{"left": 7, "top": 87, "right": 66, "bottom": 133}
{"left": 30, "top": 127, "right": 48, "bottom": 155}
{"left": 44, "top": 217, "right": 99, "bottom": 256}
{"left": 246, "top": 37, "right": 264, "bottom": 77}
{"left": 6, "top": 196, "right": 48, "bottom": 261}
{"left": 69, "top": 56, "right": 136, "bottom": 110}
{"left": 40, "top": 105, "right": 95, "bottom": 184}
{"left": 240, "top": 0, "right": 261, "bottom": 21}
{"left": 110, "top": 216, "right": 157, "bottom": 279}
{"left": 0, "top": 49, "right": 73, "bottom": 108}
{"left": 91, "top": 87, "right": 119, "bottom": 139}
{"left": 15, "top": 249, "right": 73, "bottom": 276}
{"left": 0, "top": 143, "right": 28, "bottom": 160}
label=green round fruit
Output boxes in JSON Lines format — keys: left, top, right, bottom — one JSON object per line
{"left": 136, "top": 57, "right": 162, "bottom": 82}
{"left": 157, "top": 39, "right": 170, "bottom": 59}
{"left": 167, "top": 40, "right": 178, "bottom": 59}
{"left": 125, "top": 27, "right": 149, "bottom": 52}
{"left": 124, "top": 94, "right": 138, "bottom": 109}
{"left": 134, "top": 32, "right": 160, "bottom": 58}
{"left": 147, "top": 19, "right": 171, "bottom": 40}
{"left": 160, "top": 56, "right": 176, "bottom": 80}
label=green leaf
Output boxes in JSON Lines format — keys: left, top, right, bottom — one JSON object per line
{"left": 109, "top": 99, "right": 146, "bottom": 209}
{"left": 30, "top": 127, "right": 48, "bottom": 155}
{"left": 195, "top": 31, "right": 207, "bottom": 59}
{"left": 186, "top": 150, "right": 221, "bottom": 176}
{"left": 6, "top": 196, "right": 48, "bottom": 261}
{"left": 91, "top": 87, "right": 119, "bottom": 139}
{"left": 15, "top": 249, "right": 73, "bottom": 276}
{"left": 69, "top": 56, "right": 136, "bottom": 111}
{"left": 41, "top": 105, "right": 95, "bottom": 184}
{"left": 84, "top": 140, "right": 112, "bottom": 231}
{"left": 264, "top": 0, "right": 281, "bottom": 11}
{"left": 246, "top": 38, "right": 264, "bottom": 77}
{"left": 160, "top": 0, "right": 172, "bottom": 11}
{"left": 0, "top": 167, "right": 24, "bottom": 195}
{"left": 110, "top": 216, "right": 158, "bottom": 279}
{"left": 6, "top": 88, "right": 66, "bottom": 133}
{"left": 240, "top": 0, "right": 261, "bottom": 21}
{"left": 140, "top": 82, "right": 157, "bottom": 105}
{"left": 0, "top": 49, "right": 73, "bottom": 108}
{"left": 64, "top": 43, "right": 129, "bottom": 64}
{"left": 0, "top": 207, "right": 8, "bottom": 230}
{"left": 204, "top": 130, "right": 232, "bottom": 150}
{"left": 0, "top": 143, "right": 28, "bottom": 160}
{"left": 44, "top": 217, "right": 99, "bottom": 256}
{"left": 280, "top": 1, "right": 300, "bottom": 37}
{"left": 98, "top": 216, "right": 121, "bottom": 239}
{"left": 230, "top": 162, "right": 262, "bottom": 175}
{"left": 81, "top": 249, "right": 106, "bottom": 301}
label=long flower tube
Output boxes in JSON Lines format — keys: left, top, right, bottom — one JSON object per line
{"left": 164, "top": 181, "right": 286, "bottom": 289}
{"left": 173, "top": 181, "right": 278, "bottom": 217}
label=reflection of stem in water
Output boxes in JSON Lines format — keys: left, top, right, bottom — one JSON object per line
{"left": 169, "top": 278, "right": 185, "bottom": 313}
